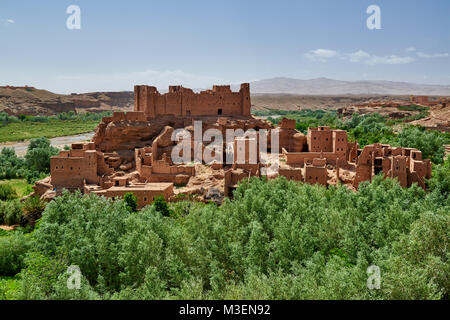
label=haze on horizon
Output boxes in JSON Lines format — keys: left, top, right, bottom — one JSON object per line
{"left": 1, "top": 0, "right": 449, "bottom": 94}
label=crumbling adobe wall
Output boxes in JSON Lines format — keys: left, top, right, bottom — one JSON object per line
{"left": 353, "top": 144, "right": 431, "bottom": 189}
{"left": 307, "top": 127, "right": 348, "bottom": 155}
{"left": 304, "top": 158, "right": 327, "bottom": 186}
{"left": 134, "top": 84, "right": 251, "bottom": 118}
{"left": 276, "top": 118, "right": 306, "bottom": 152}
{"left": 93, "top": 112, "right": 187, "bottom": 153}
{"left": 353, "top": 145, "right": 374, "bottom": 188}
{"left": 135, "top": 126, "right": 195, "bottom": 184}
{"left": 50, "top": 144, "right": 99, "bottom": 189}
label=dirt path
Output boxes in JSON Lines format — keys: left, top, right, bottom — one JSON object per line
{"left": 0, "top": 132, "right": 95, "bottom": 157}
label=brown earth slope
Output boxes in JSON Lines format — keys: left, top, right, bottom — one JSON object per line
{"left": 410, "top": 103, "right": 450, "bottom": 131}
{"left": 0, "top": 86, "right": 134, "bottom": 116}
{"left": 251, "top": 94, "right": 418, "bottom": 111}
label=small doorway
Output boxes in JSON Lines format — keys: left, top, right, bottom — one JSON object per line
{"left": 218, "top": 108, "right": 223, "bottom": 115}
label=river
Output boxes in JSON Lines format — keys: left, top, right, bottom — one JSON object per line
{"left": 0, "top": 132, "right": 95, "bottom": 157}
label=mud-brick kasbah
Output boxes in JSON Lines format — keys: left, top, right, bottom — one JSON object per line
{"left": 32, "top": 83, "right": 432, "bottom": 207}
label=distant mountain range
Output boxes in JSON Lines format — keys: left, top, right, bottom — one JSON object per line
{"left": 239, "top": 77, "right": 450, "bottom": 96}
{"left": 3, "top": 77, "right": 450, "bottom": 116}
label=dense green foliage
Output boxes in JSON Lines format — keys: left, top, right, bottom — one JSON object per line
{"left": 21, "top": 196, "right": 47, "bottom": 226}
{"left": 0, "top": 232, "right": 30, "bottom": 276}
{"left": 154, "top": 196, "right": 171, "bottom": 217}
{"left": 0, "top": 138, "right": 58, "bottom": 183}
{"left": 24, "top": 138, "right": 59, "bottom": 173}
{"left": 0, "top": 138, "right": 55, "bottom": 227}
{"left": 428, "top": 156, "right": 450, "bottom": 199}
{"left": 0, "top": 180, "right": 33, "bottom": 225}
{"left": 387, "top": 126, "right": 446, "bottom": 165}
{"left": 0, "top": 170, "right": 446, "bottom": 300}
{"left": 0, "top": 200, "right": 23, "bottom": 226}
{"left": 0, "top": 148, "right": 27, "bottom": 180}
{"left": 0, "top": 111, "right": 111, "bottom": 143}
{"left": 124, "top": 192, "right": 138, "bottom": 213}
{"left": 0, "top": 184, "right": 17, "bottom": 201}
{"left": 0, "top": 109, "right": 447, "bottom": 300}
{"left": 0, "top": 111, "right": 112, "bottom": 127}
{"left": 395, "top": 105, "right": 428, "bottom": 112}
{"left": 343, "top": 113, "right": 396, "bottom": 147}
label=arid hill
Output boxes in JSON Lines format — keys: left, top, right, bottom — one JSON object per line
{"left": 2, "top": 86, "right": 405, "bottom": 115}
{"left": 410, "top": 103, "right": 450, "bottom": 131}
{"left": 251, "top": 94, "right": 416, "bottom": 111}
{"left": 0, "top": 86, "right": 134, "bottom": 116}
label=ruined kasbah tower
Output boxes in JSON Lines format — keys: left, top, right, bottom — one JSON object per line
{"left": 134, "top": 83, "right": 251, "bottom": 118}
{"left": 32, "top": 83, "right": 432, "bottom": 207}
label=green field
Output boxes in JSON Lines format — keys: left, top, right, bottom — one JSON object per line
{"left": 0, "top": 120, "right": 99, "bottom": 143}
{"left": 0, "top": 179, "right": 34, "bottom": 198}
{"left": 0, "top": 275, "right": 20, "bottom": 300}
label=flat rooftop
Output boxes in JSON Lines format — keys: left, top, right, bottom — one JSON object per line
{"left": 107, "top": 183, "right": 173, "bottom": 192}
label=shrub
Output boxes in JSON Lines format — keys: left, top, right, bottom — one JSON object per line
{"left": 30, "top": 191, "right": 130, "bottom": 292}
{"left": 19, "top": 252, "right": 69, "bottom": 299}
{"left": 0, "top": 112, "right": 19, "bottom": 126}
{"left": 0, "top": 148, "right": 26, "bottom": 180}
{"left": 397, "top": 105, "right": 428, "bottom": 112}
{"left": 153, "top": 196, "right": 170, "bottom": 216}
{"left": 19, "top": 252, "right": 99, "bottom": 300}
{"left": 17, "top": 177, "right": 449, "bottom": 300}
{"left": 25, "top": 138, "right": 59, "bottom": 173}
{"left": 387, "top": 126, "right": 446, "bottom": 164}
{"left": 124, "top": 192, "right": 138, "bottom": 212}
{"left": 0, "top": 184, "right": 17, "bottom": 201}
{"left": 0, "top": 232, "right": 30, "bottom": 276}
{"left": 22, "top": 196, "right": 46, "bottom": 226}
{"left": 0, "top": 200, "right": 23, "bottom": 226}
{"left": 428, "top": 156, "right": 450, "bottom": 199}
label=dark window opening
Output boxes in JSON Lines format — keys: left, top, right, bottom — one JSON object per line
{"left": 218, "top": 108, "right": 223, "bottom": 115}
{"left": 115, "top": 181, "right": 119, "bottom": 186}
{"left": 374, "top": 159, "right": 383, "bottom": 175}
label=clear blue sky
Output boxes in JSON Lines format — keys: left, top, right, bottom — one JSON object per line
{"left": 1, "top": 0, "right": 449, "bottom": 93}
